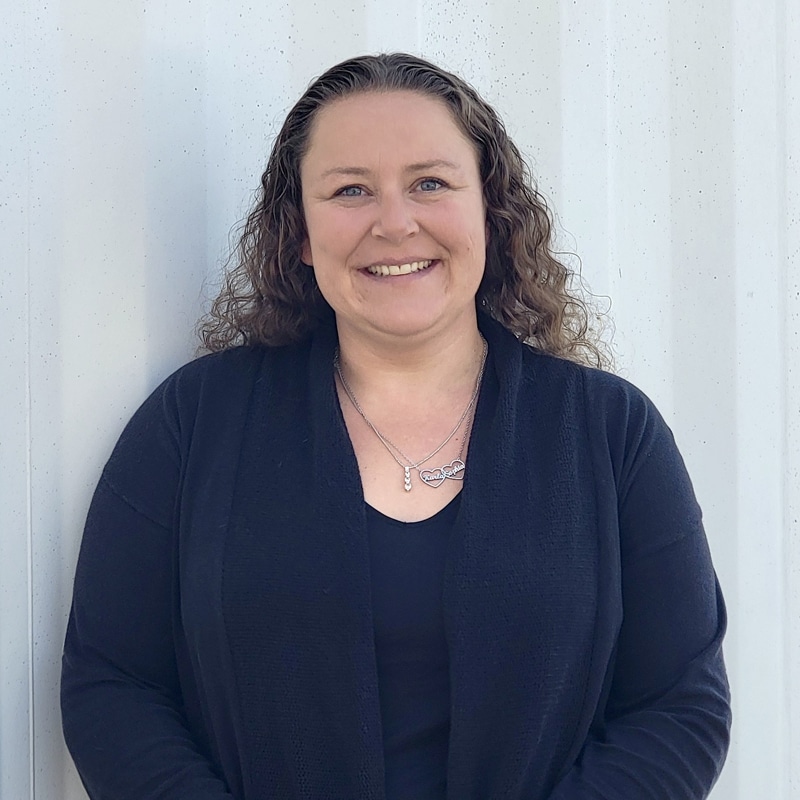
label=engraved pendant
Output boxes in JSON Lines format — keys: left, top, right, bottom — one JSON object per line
{"left": 419, "top": 459, "right": 466, "bottom": 488}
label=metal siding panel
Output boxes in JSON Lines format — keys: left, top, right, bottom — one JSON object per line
{"left": 1, "top": 3, "right": 34, "bottom": 798}
{"left": 782, "top": 0, "right": 800, "bottom": 796}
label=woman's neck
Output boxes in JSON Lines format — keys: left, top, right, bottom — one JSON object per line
{"left": 334, "top": 320, "right": 485, "bottom": 403}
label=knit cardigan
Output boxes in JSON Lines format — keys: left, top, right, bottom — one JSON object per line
{"left": 61, "top": 314, "right": 731, "bottom": 799}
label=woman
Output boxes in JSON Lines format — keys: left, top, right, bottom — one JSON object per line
{"left": 62, "top": 53, "right": 731, "bottom": 799}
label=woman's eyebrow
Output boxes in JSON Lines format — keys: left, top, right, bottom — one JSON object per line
{"left": 405, "top": 159, "right": 461, "bottom": 172}
{"left": 318, "top": 159, "right": 461, "bottom": 181}
{"left": 319, "top": 166, "right": 370, "bottom": 179}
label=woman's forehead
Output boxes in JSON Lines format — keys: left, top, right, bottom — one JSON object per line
{"left": 301, "top": 91, "right": 479, "bottom": 177}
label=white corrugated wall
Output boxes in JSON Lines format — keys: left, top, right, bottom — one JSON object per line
{"left": 2, "top": 1, "right": 797, "bottom": 797}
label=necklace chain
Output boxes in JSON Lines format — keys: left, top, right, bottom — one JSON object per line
{"left": 334, "top": 338, "right": 487, "bottom": 491}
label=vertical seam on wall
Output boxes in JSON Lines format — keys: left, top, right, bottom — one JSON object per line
{"left": 24, "top": 4, "right": 34, "bottom": 796}
{"left": 776, "top": 0, "right": 792, "bottom": 794}
{"left": 604, "top": 0, "right": 617, "bottom": 331}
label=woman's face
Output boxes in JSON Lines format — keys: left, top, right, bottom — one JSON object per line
{"left": 300, "top": 90, "right": 486, "bottom": 345}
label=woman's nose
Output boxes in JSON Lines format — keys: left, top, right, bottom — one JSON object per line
{"left": 371, "top": 192, "right": 419, "bottom": 242}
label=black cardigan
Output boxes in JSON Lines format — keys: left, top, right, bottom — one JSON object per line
{"left": 62, "top": 315, "right": 731, "bottom": 799}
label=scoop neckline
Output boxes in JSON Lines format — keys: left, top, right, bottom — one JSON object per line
{"left": 365, "top": 491, "right": 462, "bottom": 527}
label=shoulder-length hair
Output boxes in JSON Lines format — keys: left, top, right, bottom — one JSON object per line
{"left": 199, "top": 52, "right": 610, "bottom": 369}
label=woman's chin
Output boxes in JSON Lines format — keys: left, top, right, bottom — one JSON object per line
{"left": 336, "top": 304, "right": 478, "bottom": 345}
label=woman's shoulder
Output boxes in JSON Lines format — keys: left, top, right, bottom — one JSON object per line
{"left": 157, "top": 340, "right": 309, "bottom": 407}
{"left": 165, "top": 343, "right": 279, "bottom": 389}
{"left": 517, "top": 346, "right": 674, "bottom": 466}
{"left": 521, "top": 345, "right": 654, "bottom": 413}
{"left": 101, "top": 343, "right": 307, "bottom": 508}
{"left": 482, "top": 312, "right": 648, "bottom": 413}
{"left": 481, "top": 314, "right": 660, "bottom": 438}
{"left": 112, "top": 343, "right": 305, "bottom": 454}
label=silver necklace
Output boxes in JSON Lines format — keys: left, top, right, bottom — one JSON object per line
{"left": 334, "top": 338, "right": 487, "bottom": 491}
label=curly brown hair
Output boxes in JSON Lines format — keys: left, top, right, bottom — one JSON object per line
{"left": 199, "top": 52, "right": 611, "bottom": 369}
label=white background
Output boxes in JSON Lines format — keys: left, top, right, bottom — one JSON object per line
{"left": 2, "top": 1, "right": 798, "bottom": 798}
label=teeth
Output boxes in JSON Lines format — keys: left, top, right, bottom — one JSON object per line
{"left": 366, "top": 260, "right": 433, "bottom": 277}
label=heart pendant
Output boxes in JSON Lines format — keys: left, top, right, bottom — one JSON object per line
{"left": 419, "top": 459, "right": 466, "bottom": 488}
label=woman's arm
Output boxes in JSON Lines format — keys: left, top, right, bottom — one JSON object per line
{"left": 61, "top": 378, "right": 236, "bottom": 800}
{"left": 548, "top": 382, "right": 732, "bottom": 799}
{"left": 547, "top": 553, "right": 730, "bottom": 798}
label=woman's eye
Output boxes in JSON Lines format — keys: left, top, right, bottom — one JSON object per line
{"left": 336, "top": 186, "right": 364, "bottom": 197}
{"left": 418, "top": 178, "right": 444, "bottom": 192}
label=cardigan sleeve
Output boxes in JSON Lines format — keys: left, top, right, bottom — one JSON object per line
{"left": 61, "top": 375, "right": 236, "bottom": 800}
{"left": 547, "top": 379, "right": 731, "bottom": 799}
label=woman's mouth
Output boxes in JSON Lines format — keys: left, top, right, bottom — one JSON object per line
{"left": 364, "top": 259, "right": 435, "bottom": 277}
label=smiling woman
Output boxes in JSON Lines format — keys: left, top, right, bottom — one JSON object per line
{"left": 61, "top": 53, "right": 731, "bottom": 800}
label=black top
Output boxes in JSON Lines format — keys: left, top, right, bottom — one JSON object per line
{"left": 366, "top": 494, "right": 461, "bottom": 800}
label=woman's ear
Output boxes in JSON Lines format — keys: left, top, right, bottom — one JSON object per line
{"left": 301, "top": 239, "right": 313, "bottom": 266}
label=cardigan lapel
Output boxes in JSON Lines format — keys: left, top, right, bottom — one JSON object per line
{"left": 307, "top": 323, "right": 387, "bottom": 796}
{"left": 443, "top": 316, "right": 601, "bottom": 799}
{"left": 222, "top": 327, "right": 385, "bottom": 800}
